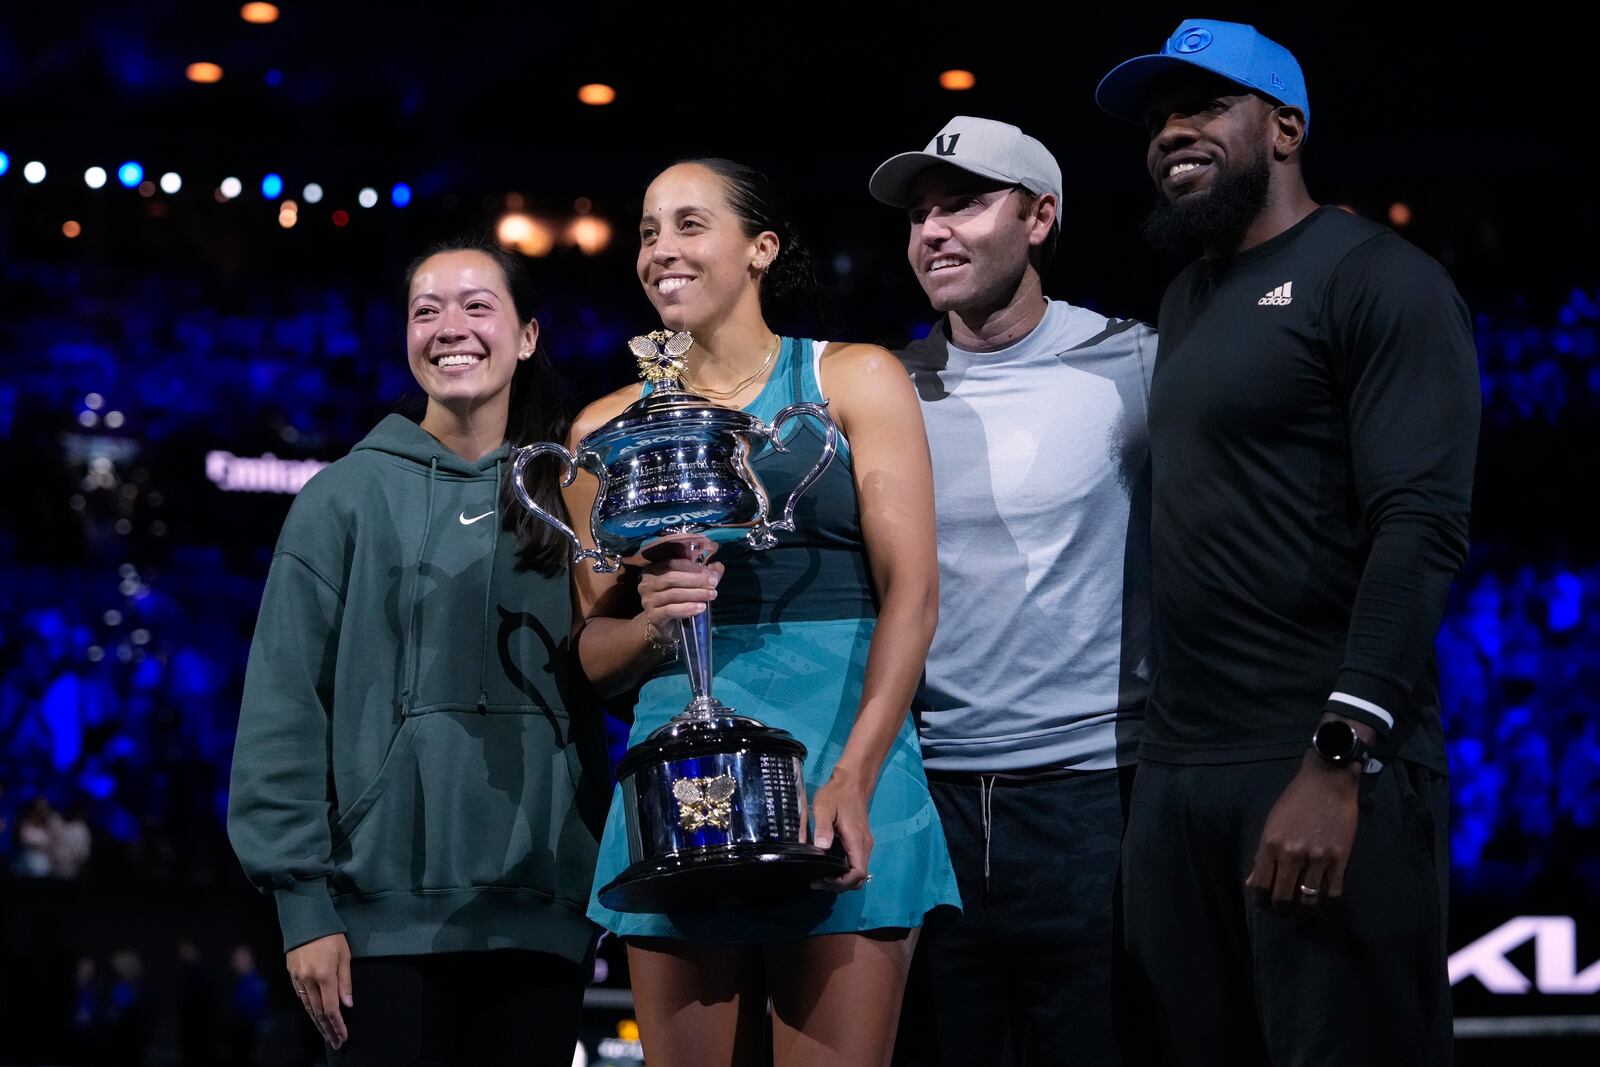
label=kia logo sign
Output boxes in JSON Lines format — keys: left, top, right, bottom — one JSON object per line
{"left": 1449, "top": 916, "right": 1600, "bottom": 994}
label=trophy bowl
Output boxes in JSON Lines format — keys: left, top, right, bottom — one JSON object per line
{"left": 511, "top": 331, "right": 850, "bottom": 912}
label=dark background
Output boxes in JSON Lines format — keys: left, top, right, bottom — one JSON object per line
{"left": 1, "top": 4, "right": 1596, "bottom": 1064}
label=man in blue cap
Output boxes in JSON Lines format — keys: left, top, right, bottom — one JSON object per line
{"left": 1096, "top": 20, "right": 1479, "bottom": 1065}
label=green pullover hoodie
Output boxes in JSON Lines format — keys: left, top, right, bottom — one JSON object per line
{"left": 227, "top": 414, "right": 604, "bottom": 961}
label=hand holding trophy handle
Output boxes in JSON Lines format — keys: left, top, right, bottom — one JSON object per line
{"left": 747, "top": 400, "right": 838, "bottom": 550}
{"left": 511, "top": 442, "right": 622, "bottom": 573}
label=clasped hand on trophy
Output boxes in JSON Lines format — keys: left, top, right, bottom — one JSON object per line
{"left": 637, "top": 537, "right": 725, "bottom": 642}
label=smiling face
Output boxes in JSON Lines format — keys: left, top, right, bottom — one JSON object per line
{"left": 1140, "top": 69, "right": 1278, "bottom": 251}
{"left": 405, "top": 249, "right": 535, "bottom": 412}
{"left": 636, "top": 163, "right": 773, "bottom": 334}
{"left": 1144, "top": 70, "right": 1274, "bottom": 199}
{"left": 905, "top": 163, "right": 1044, "bottom": 315}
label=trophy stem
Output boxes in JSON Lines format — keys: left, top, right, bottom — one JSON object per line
{"left": 678, "top": 605, "right": 722, "bottom": 719}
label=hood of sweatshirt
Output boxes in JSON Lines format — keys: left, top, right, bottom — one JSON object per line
{"left": 350, "top": 412, "right": 511, "bottom": 476}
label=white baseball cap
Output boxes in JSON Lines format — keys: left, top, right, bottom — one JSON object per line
{"left": 869, "top": 115, "right": 1062, "bottom": 226}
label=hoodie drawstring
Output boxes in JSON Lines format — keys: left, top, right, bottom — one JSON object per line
{"left": 396, "top": 456, "right": 439, "bottom": 719}
{"left": 980, "top": 774, "right": 997, "bottom": 899}
{"left": 476, "top": 458, "right": 500, "bottom": 711}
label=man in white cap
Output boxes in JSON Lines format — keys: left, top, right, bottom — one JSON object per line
{"left": 871, "top": 116, "right": 1156, "bottom": 1065}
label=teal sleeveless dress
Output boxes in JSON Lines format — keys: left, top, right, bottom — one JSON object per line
{"left": 586, "top": 337, "right": 960, "bottom": 941}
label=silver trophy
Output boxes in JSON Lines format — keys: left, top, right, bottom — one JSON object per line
{"left": 510, "top": 331, "right": 849, "bottom": 911}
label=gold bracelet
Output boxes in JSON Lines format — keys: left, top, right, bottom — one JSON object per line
{"left": 644, "top": 618, "right": 679, "bottom": 660}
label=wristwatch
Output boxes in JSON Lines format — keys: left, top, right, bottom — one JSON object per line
{"left": 1310, "top": 719, "right": 1378, "bottom": 773}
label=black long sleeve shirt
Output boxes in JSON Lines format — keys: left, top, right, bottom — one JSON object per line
{"left": 1145, "top": 206, "right": 1479, "bottom": 771}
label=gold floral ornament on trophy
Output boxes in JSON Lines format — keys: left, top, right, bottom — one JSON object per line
{"left": 506, "top": 330, "right": 850, "bottom": 911}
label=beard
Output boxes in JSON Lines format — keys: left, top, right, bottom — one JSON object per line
{"left": 1142, "top": 144, "right": 1271, "bottom": 254}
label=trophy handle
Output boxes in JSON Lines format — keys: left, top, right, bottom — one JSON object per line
{"left": 747, "top": 401, "right": 838, "bottom": 550}
{"left": 511, "top": 443, "right": 621, "bottom": 573}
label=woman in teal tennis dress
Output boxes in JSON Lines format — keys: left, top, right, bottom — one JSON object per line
{"left": 566, "top": 159, "right": 958, "bottom": 1067}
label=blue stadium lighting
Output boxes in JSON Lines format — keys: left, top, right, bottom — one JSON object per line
{"left": 118, "top": 161, "right": 143, "bottom": 188}
{"left": 391, "top": 182, "right": 412, "bottom": 208}
{"left": 261, "top": 172, "right": 284, "bottom": 199}
{"left": 0, "top": 150, "right": 9, "bottom": 177}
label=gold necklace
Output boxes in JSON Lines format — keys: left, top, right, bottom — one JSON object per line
{"left": 683, "top": 335, "right": 781, "bottom": 401}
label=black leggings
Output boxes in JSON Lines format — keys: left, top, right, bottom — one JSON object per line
{"left": 327, "top": 950, "right": 585, "bottom": 1067}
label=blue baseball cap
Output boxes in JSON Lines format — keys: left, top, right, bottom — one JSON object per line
{"left": 1096, "top": 20, "right": 1309, "bottom": 133}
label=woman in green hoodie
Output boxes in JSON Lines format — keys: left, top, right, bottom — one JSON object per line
{"left": 227, "top": 237, "right": 605, "bottom": 1065}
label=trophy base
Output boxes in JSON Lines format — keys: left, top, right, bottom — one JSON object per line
{"left": 597, "top": 842, "right": 850, "bottom": 913}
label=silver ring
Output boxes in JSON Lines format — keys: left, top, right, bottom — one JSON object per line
{"left": 1299, "top": 884, "right": 1319, "bottom": 896}
{"left": 293, "top": 986, "right": 306, "bottom": 995}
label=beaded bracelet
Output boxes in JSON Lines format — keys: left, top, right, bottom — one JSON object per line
{"left": 644, "top": 618, "right": 679, "bottom": 660}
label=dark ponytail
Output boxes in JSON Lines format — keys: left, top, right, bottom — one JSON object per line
{"left": 402, "top": 235, "right": 574, "bottom": 574}
{"left": 678, "top": 157, "right": 819, "bottom": 334}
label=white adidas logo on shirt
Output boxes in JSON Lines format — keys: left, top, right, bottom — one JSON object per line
{"left": 1258, "top": 282, "right": 1294, "bottom": 306}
